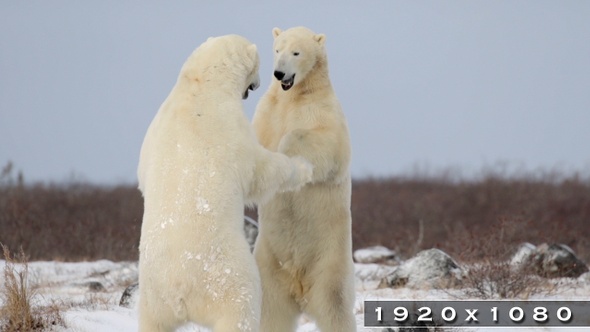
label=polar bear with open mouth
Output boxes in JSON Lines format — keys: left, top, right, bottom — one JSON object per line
{"left": 253, "top": 27, "right": 357, "bottom": 332}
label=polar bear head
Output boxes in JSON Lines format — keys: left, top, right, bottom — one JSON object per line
{"left": 271, "top": 27, "right": 326, "bottom": 91}
{"left": 183, "top": 34, "right": 260, "bottom": 99}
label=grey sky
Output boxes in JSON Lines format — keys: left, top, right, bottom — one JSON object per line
{"left": 1, "top": 1, "right": 589, "bottom": 184}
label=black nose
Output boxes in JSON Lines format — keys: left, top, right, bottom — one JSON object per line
{"left": 274, "top": 71, "right": 285, "bottom": 80}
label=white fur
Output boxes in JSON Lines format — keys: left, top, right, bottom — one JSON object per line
{"left": 253, "top": 27, "right": 357, "bottom": 332}
{"left": 137, "top": 34, "right": 312, "bottom": 332}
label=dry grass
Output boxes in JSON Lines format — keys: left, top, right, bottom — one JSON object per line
{"left": 0, "top": 183, "right": 142, "bottom": 261}
{"left": 431, "top": 217, "right": 563, "bottom": 300}
{"left": 0, "top": 165, "right": 589, "bottom": 264}
{"left": 1, "top": 244, "right": 34, "bottom": 331}
{"left": 0, "top": 244, "right": 64, "bottom": 331}
{"left": 352, "top": 174, "right": 590, "bottom": 263}
{"left": 460, "top": 262, "right": 555, "bottom": 300}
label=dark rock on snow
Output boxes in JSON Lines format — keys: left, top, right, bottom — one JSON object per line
{"left": 244, "top": 216, "right": 258, "bottom": 252}
{"left": 511, "top": 242, "right": 588, "bottom": 278}
{"left": 119, "top": 282, "right": 139, "bottom": 308}
{"left": 379, "top": 248, "right": 463, "bottom": 289}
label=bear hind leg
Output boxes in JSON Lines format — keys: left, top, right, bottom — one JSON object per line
{"left": 213, "top": 316, "right": 258, "bottom": 332}
{"left": 259, "top": 273, "right": 300, "bottom": 331}
{"left": 306, "top": 282, "right": 357, "bottom": 332}
{"left": 138, "top": 306, "right": 173, "bottom": 332}
{"left": 138, "top": 291, "right": 183, "bottom": 332}
{"left": 259, "top": 290, "right": 299, "bottom": 332}
{"left": 209, "top": 297, "right": 261, "bottom": 332}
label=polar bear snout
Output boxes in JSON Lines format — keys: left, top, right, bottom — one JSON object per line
{"left": 273, "top": 70, "right": 285, "bottom": 80}
{"left": 249, "top": 71, "right": 261, "bottom": 91}
{"left": 243, "top": 78, "right": 260, "bottom": 100}
{"left": 249, "top": 81, "right": 259, "bottom": 92}
{"left": 274, "top": 71, "right": 295, "bottom": 91}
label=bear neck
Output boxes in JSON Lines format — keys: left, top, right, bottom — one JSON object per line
{"left": 280, "top": 56, "right": 332, "bottom": 98}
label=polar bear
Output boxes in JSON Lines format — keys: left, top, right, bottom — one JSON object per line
{"left": 137, "top": 34, "right": 313, "bottom": 332}
{"left": 252, "top": 27, "right": 356, "bottom": 331}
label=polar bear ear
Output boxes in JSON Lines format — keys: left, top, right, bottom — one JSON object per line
{"left": 314, "top": 33, "right": 326, "bottom": 46}
{"left": 272, "top": 27, "right": 282, "bottom": 39}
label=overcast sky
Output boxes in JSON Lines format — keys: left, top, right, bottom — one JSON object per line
{"left": 1, "top": 1, "right": 589, "bottom": 184}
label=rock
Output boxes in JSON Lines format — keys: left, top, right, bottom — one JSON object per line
{"left": 510, "top": 242, "right": 537, "bottom": 266}
{"left": 512, "top": 243, "right": 589, "bottom": 278}
{"left": 354, "top": 263, "right": 397, "bottom": 282}
{"left": 119, "top": 282, "right": 139, "bottom": 308}
{"left": 353, "top": 245, "right": 398, "bottom": 265}
{"left": 244, "top": 216, "right": 258, "bottom": 252}
{"left": 381, "top": 319, "right": 430, "bottom": 331}
{"left": 84, "top": 281, "right": 105, "bottom": 292}
{"left": 379, "top": 248, "right": 463, "bottom": 289}
{"left": 85, "top": 262, "right": 138, "bottom": 289}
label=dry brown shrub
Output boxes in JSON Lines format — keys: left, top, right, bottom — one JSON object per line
{"left": 351, "top": 173, "right": 590, "bottom": 263}
{"left": 0, "top": 164, "right": 588, "bottom": 263}
{"left": 0, "top": 183, "right": 142, "bottom": 261}
{"left": 460, "top": 261, "right": 555, "bottom": 300}
{"left": 1, "top": 244, "right": 35, "bottom": 331}
{"left": 449, "top": 219, "right": 558, "bottom": 299}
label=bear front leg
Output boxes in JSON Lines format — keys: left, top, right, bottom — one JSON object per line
{"left": 246, "top": 148, "right": 313, "bottom": 205}
{"left": 278, "top": 128, "right": 349, "bottom": 184}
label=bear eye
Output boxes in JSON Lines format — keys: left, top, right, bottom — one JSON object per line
{"left": 293, "top": 52, "right": 300, "bottom": 56}
{"left": 275, "top": 49, "right": 279, "bottom": 53}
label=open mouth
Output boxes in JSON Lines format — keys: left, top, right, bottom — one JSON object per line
{"left": 242, "top": 82, "right": 258, "bottom": 100}
{"left": 280, "top": 74, "right": 295, "bottom": 91}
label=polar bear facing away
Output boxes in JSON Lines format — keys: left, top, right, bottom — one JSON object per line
{"left": 137, "top": 35, "right": 313, "bottom": 332}
{"left": 253, "top": 27, "right": 356, "bottom": 331}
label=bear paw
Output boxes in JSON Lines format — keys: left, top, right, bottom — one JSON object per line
{"left": 278, "top": 129, "right": 307, "bottom": 155}
{"left": 288, "top": 156, "right": 313, "bottom": 190}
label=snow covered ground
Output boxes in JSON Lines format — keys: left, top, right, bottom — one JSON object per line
{"left": 1, "top": 257, "right": 589, "bottom": 331}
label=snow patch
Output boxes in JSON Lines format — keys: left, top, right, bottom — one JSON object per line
{"left": 196, "top": 197, "right": 211, "bottom": 214}
{"left": 353, "top": 245, "right": 398, "bottom": 264}
{"left": 3, "top": 256, "right": 587, "bottom": 332}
